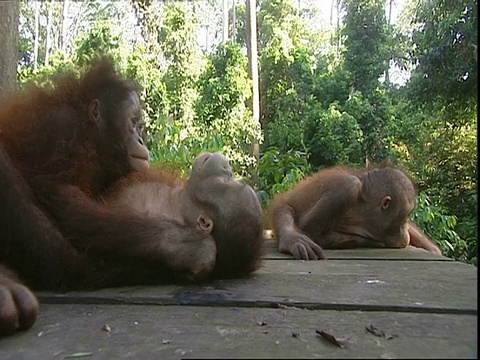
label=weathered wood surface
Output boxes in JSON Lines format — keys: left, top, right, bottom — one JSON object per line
{"left": 0, "top": 240, "right": 477, "bottom": 359}
{"left": 1, "top": 305, "right": 476, "bottom": 359}
{"left": 263, "top": 241, "right": 455, "bottom": 260}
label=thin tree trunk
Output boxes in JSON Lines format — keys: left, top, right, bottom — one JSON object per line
{"left": 71, "top": 1, "right": 87, "bottom": 44}
{"left": 388, "top": 0, "right": 393, "bottom": 24}
{"left": 384, "top": 0, "right": 394, "bottom": 84}
{"left": 222, "top": 0, "right": 229, "bottom": 43}
{"left": 34, "top": 1, "right": 40, "bottom": 70}
{"left": 0, "top": 0, "right": 20, "bottom": 101}
{"left": 45, "top": 2, "right": 53, "bottom": 67}
{"left": 336, "top": 0, "right": 341, "bottom": 55}
{"left": 231, "top": 0, "right": 236, "bottom": 42}
{"left": 246, "top": 0, "right": 260, "bottom": 188}
{"left": 205, "top": 25, "right": 209, "bottom": 51}
{"left": 330, "top": 0, "right": 334, "bottom": 45}
{"left": 61, "top": 0, "right": 70, "bottom": 52}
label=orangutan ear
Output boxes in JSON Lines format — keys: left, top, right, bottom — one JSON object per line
{"left": 381, "top": 196, "right": 392, "bottom": 210}
{"left": 197, "top": 215, "right": 214, "bottom": 234}
{"left": 89, "top": 99, "right": 101, "bottom": 124}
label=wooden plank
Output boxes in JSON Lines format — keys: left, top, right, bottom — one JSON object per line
{"left": 37, "top": 259, "right": 477, "bottom": 313}
{"left": 262, "top": 239, "right": 453, "bottom": 261}
{"left": 0, "top": 304, "right": 476, "bottom": 359}
{"left": 1, "top": 246, "right": 475, "bottom": 358}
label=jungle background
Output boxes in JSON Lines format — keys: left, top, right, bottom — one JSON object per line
{"left": 0, "top": 0, "right": 477, "bottom": 265}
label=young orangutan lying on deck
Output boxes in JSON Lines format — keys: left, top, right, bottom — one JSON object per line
{"left": 267, "top": 164, "right": 441, "bottom": 260}
{"left": 103, "top": 151, "right": 265, "bottom": 280}
{"left": 46, "top": 151, "right": 266, "bottom": 283}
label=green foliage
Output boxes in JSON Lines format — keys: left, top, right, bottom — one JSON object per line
{"left": 417, "top": 118, "right": 477, "bottom": 264}
{"left": 257, "top": 0, "right": 300, "bottom": 51}
{"left": 413, "top": 193, "right": 476, "bottom": 265}
{"left": 74, "top": 22, "right": 122, "bottom": 67}
{"left": 388, "top": 95, "right": 478, "bottom": 266}
{"left": 257, "top": 147, "right": 312, "bottom": 209}
{"left": 232, "top": 2, "right": 246, "bottom": 47}
{"left": 18, "top": 10, "right": 128, "bottom": 87}
{"left": 159, "top": 3, "right": 200, "bottom": 66}
{"left": 194, "top": 41, "right": 262, "bottom": 181}
{"left": 342, "top": 0, "right": 478, "bottom": 266}
{"left": 18, "top": 0, "right": 66, "bottom": 67}
{"left": 197, "top": 42, "right": 251, "bottom": 124}
{"left": 146, "top": 40, "right": 261, "bottom": 183}
{"left": 406, "top": 0, "right": 477, "bottom": 112}
{"left": 344, "top": 89, "right": 394, "bottom": 162}
{"left": 342, "top": 0, "right": 390, "bottom": 93}
{"left": 312, "top": 58, "right": 351, "bottom": 108}
{"left": 257, "top": 0, "right": 327, "bottom": 155}
{"left": 396, "top": 107, "right": 477, "bottom": 218}
{"left": 337, "top": 0, "right": 398, "bottom": 163}
{"left": 18, "top": 51, "right": 76, "bottom": 87}
{"left": 311, "top": 62, "right": 395, "bottom": 166}
{"left": 304, "top": 102, "right": 364, "bottom": 168}
{"left": 158, "top": 3, "right": 205, "bottom": 123}
{"left": 124, "top": 45, "right": 170, "bottom": 145}
{"left": 15, "top": 0, "right": 477, "bottom": 265}
{"left": 147, "top": 120, "right": 225, "bottom": 176}
{"left": 454, "top": 207, "right": 478, "bottom": 266}
{"left": 260, "top": 45, "right": 316, "bottom": 152}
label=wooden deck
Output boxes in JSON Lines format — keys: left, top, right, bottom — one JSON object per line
{"left": 0, "top": 240, "right": 477, "bottom": 359}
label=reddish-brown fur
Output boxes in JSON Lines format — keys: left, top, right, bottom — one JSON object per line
{"left": 103, "top": 153, "right": 265, "bottom": 279}
{"left": 268, "top": 164, "right": 442, "bottom": 260}
{"left": 0, "top": 59, "right": 155, "bottom": 335}
{"left": 0, "top": 60, "right": 261, "bottom": 335}
{"left": 0, "top": 60, "right": 142, "bottom": 195}
{"left": 1, "top": 60, "right": 261, "bottom": 337}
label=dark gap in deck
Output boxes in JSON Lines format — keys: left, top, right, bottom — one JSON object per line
{"left": 37, "top": 294, "right": 477, "bottom": 316}
{"left": 263, "top": 257, "right": 453, "bottom": 262}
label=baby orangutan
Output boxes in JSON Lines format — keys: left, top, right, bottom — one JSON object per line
{"left": 104, "top": 152, "right": 265, "bottom": 280}
{"left": 268, "top": 165, "right": 442, "bottom": 260}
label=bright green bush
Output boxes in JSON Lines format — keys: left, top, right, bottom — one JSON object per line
{"left": 304, "top": 102, "right": 364, "bottom": 168}
{"left": 412, "top": 192, "right": 476, "bottom": 265}
{"left": 257, "top": 147, "right": 312, "bottom": 209}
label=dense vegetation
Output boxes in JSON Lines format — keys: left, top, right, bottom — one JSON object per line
{"left": 16, "top": 0, "right": 477, "bottom": 265}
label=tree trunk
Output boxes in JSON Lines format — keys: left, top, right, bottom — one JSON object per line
{"left": 246, "top": 0, "right": 260, "bottom": 188}
{"left": 384, "top": 0, "right": 393, "bottom": 84}
{"left": 61, "top": 0, "right": 70, "bottom": 52}
{"left": 330, "top": 0, "right": 335, "bottom": 45}
{"left": 231, "top": 0, "right": 236, "bottom": 42}
{"left": 222, "top": 0, "right": 229, "bottom": 43}
{"left": 336, "top": 0, "right": 341, "bottom": 55}
{"left": 0, "top": 0, "right": 20, "bottom": 102}
{"left": 45, "top": 2, "right": 53, "bottom": 67}
{"left": 34, "top": 1, "right": 40, "bottom": 70}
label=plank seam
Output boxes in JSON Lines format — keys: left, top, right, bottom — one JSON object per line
{"left": 37, "top": 295, "right": 477, "bottom": 315}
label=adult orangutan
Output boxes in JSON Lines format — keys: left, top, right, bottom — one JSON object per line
{"left": 0, "top": 59, "right": 263, "bottom": 336}
{"left": 1, "top": 58, "right": 150, "bottom": 335}
{"left": 267, "top": 165, "right": 442, "bottom": 260}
